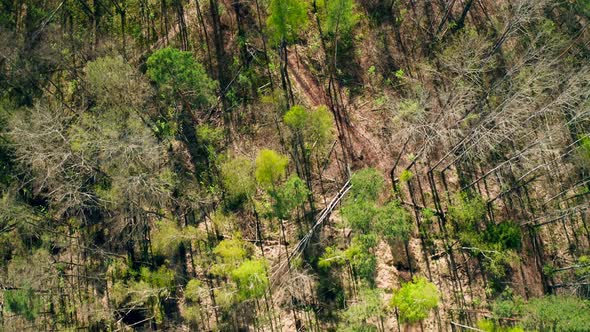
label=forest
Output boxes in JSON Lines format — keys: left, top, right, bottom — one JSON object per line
{"left": 0, "top": 0, "right": 589, "bottom": 330}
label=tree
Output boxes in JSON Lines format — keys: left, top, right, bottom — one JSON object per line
{"left": 521, "top": 296, "right": 590, "bottom": 332}
{"left": 266, "top": 0, "right": 309, "bottom": 105}
{"left": 221, "top": 156, "right": 256, "bottom": 209}
{"left": 266, "top": 0, "right": 309, "bottom": 45}
{"left": 375, "top": 201, "right": 412, "bottom": 243}
{"left": 338, "top": 288, "right": 385, "bottom": 332}
{"left": 348, "top": 168, "right": 385, "bottom": 202}
{"left": 84, "top": 55, "right": 151, "bottom": 110}
{"left": 322, "top": 0, "right": 358, "bottom": 38}
{"left": 146, "top": 47, "right": 216, "bottom": 108}
{"left": 255, "top": 149, "right": 289, "bottom": 189}
{"left": 231, "top": 259, "right": 269, "bottom": 301}
{"left": 391, "top": 277, "right": 440, "bottom": 324}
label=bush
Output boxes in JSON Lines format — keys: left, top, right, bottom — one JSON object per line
{"left": 448, "top": 192, "right": 486, "bottom": 229}
{"left": 483, "top": 221, "right": 522, "bottom": 251}
{"left": 231, "top": 259, "right": 269, "bottom": 301}
{"left": 255, "top": 149, "right": 289, "bottom": 188}
{"left": 267, "top": 0, "right": 309, "bottom": 45}
{"left": 221, "top": 156, "right": 255, "bottom": 209}
{"left": 391, "top": 277, "right": 440, "bottom": 324}
{"left": 146, "top": 47, "right": 215, "bottom": 107}
{"left": 348, "top": 168, "right": 384, "bottom": 202}
{"left": 375, "top": 201, "right": 412, "bottom": 242}
{"left": 341, "top": 200, "right": 378, "bottom": 233}
{"left": 521, "top": 296, "right": 590, "bottom": 331}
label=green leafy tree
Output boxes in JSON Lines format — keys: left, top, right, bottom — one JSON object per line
{"left": 348, "top": 168, "right": 384, "bottom": 202}
{"left": 341, "top": 200, "right": 378, "bottom": 233}
{"left": 4, "top": 284, "right": 41, "bottom": 322}
{"left": 322, "top": 0, "right": 358, "bottom": 37}
{"left": 345, "top": 235, "right": 378, "bottom": 285}
{"left": 255, "top": 149, "right": 289, "bottom": 188}
{"left": 375, "top": 201, "right": 412, "bottom": 242}
{"left": 338, "top": 288, "right": 384, "bottom": 332}
{"left": 521, "top": 296, "right": 590, "bottom": 331}
{"left": 272, "top": 174, "right": 310, "bottom": 219}
{"left": 231, "top": 259, "right": 269, "bottom": 301}
{"left": 391, "top": 277, "right": 440, "bottom": 324}
{"left": 447, "top": 192, "right": 487, "bottom": 229}
{"left": 146, "top": 47, "right": 216, "bottom": 107}
{"left": 221, "top": 156, "right": 256, "bottom": 209}
{"left": 267, "top": 0, "right": 309, "bottom": 45}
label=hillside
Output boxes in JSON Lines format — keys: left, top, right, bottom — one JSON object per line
{"left": 1, "top": 0, "right": 590, "bottom": 331}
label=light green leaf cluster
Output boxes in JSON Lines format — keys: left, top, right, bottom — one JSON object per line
{"left": 322, "top": 0, "right": 358, "bottom": 37}
{"left": 447, "top": 192, "right": 487, "bottom": 229}
{"left": 521, "top": 296, "right": 590, "bottom": 331}
{"left": 348, "top": 168, "right": 384, "bottom": 201}
{"left": 221, "top": 156, "right": 256, "bottom": 207}
{"left": 272, "top": 174, "right": 310, "bottom": 219}
{"left": 375, "top": 201, "right": 412, "bottom": 242}
{"left": 391, "top": 276, "right": 440, "bottom": 324}
{"left": 231, "top": 259, "right": 269, "bottom": 301}
{"left": 338, "top": 288, "right": 384, "bottom": 332}
{"left": 184, "top": 279, "right": 204, "bottom": 303}
{"left": 284, "top": 105, "right": 334, "bottom": 151}
{"left": 255, "top": 149, "right": 289, "bottom": 188}
{"left": 211, "top": 235, "right": 253, "bottom": 276}
{"left": 267, "top": 0, "right": 309, "bottom": 45}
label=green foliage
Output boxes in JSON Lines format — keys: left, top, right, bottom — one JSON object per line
{"left": 284, "top": 105, "right": 308, "bottom": 129}
{"left": 4, "top": 285, "right": 41, "bottom": 322}
{"left": 231, "top": 259, "right": 269, "bottom": 301}
{"left": 140, "top": 266, "right": 176, "bottom": 289}
{"left": 255, "top": 149, "right": 289, "bottom": 188}
{"left": 184, "top": 279, "right": 204, "bottom": 303}
{"left": 375, "top": 201, "right": 412, "bottom": 242}
{"left": 578, "top": 135, "right": 590, "bottom": 168}
{"left": 221, "top": 156, "right": 256, "bottom": 208}
{"left": 399, "top": 169, "right": 413, "bottom": 182}
{"left": 491, "top": 291, "right": 525, "bottom": 321}
{"left": 318, "top": 246, "right": 346, "bottom": 270}
{"left": 272, "top": 175, "right": 310, "bottom": 219}
{"left": 267, "top": 0, "right": 309, "bottom": 45}
{"left": 284, "top": 105, "right": 334, "bottom": 153}
{"left": 345, "top": 235, "right": 378, "bottom": 284}
{"left": 348, "top": 168, "right": 384, "bottom": 202}
{"left": 483, "top": 221, "right": 522, "bottom": 251}
{"left": 318, "top": 237, "right": 377, "bottom": 285}
{"left": 391, "top": 277, "right": 440, "bottom": 324}
{"left": 150, "top": 221, "right": 185, "bottom": 257}
{"left": 338, "top": 288, "right": 384, "bottom": 332}
{"left": 489, "top": 293, "right": 590, "bottom": 331}
{"left": 146, "top": 47, "right": 216, "bottom": 107}
{"left": 477, "top": 319, "right": 524, "bottom": 332}
{"left": 448, "top": 192, "right": 487, "bottom": 229}
{"left": 212, "top": 235, "right": 253, "bottom": 276}
{"left": 84, "top": 55, "right": 150, "bottom": 110}
{"left": 521, "top": 296, "right": 590, "bottom": 331}
{"left": 341, "top": 199, "right": 378, "bottom": 233}
{"left": 322, "top": 0, "right": 358, "bottom": 37}
{"left": 111, "top": 266, "right": 176, "bottom": 325}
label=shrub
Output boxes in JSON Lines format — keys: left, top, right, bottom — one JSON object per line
{"left": 375, "top": 201, "right": 412, "bottom": 242}
{"left": 348, "top": 168, "right": 384, "bottom": 202}
{"left": 231, "top": 259, "right": 269, "bottom": 301}
{"left": 267, "top": 0, "right": 309, "bottom": 45}
{"left": 391, "top": 277, "right": 440, "bottom": 324}
{"left": 255, "top": 149, "right": 289, "bottom": 188}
